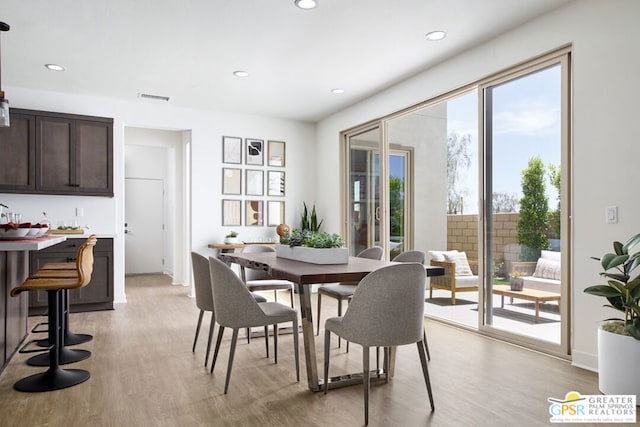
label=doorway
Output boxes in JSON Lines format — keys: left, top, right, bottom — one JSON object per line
{"left": 124, "top": 127, "right": 189, "bottom": 285}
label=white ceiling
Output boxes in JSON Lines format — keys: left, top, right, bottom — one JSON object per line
{"left": 1, "top": 0, "right": 572, "bottom": 122}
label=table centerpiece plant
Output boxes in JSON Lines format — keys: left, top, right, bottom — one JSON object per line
{"left": 583, "top": 232, "right": 640, "bottom": 397}
{"left": 277, "top": 229, "right": 347, "bottom": 264}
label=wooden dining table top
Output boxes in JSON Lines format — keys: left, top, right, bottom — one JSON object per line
{"left": 218, "top": 251, "right": 444, "bottom": 285}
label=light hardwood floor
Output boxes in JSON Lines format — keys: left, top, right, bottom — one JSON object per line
{"left": 0, "top": 274, "right": 602, "bottom": 426}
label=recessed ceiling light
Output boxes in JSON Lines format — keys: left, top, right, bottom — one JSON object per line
{"left": 331, "top": 88, "right": 345, "bottom": 94}
{"left": 45, "top": 64, "right": 65, "bottom": 71}
{"left": 295, "top": 0, "right": 318, "bottom": 10}
{"left": 233, "top": 70, "right": 249, "bottom": 77}
{"left": 425, "top": 31, "right": 446, "bottom": 41}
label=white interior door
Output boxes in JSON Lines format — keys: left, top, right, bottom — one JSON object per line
{"left": 125, "top": 178, "right": 164, "bottom": 274}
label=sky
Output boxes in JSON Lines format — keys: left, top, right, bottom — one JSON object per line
{"left": 447, "top": 64, "right": 561, "bottom": 214}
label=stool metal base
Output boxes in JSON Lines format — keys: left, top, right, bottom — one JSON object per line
{"left": 14, "top": 367, "right": 90, "bottom": 392}
{"left": 27, "top": 348, "right": 91, "bottom": 366}
{"left": 36, "top": 332, "right": 93, "bottom": 347}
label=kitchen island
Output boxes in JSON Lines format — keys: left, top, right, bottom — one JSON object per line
{"left": 0, "top": 236, "right": 66, "bottom": 374}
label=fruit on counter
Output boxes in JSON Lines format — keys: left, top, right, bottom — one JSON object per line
{"left": 31, "top": 223, "right": 49, "bottom": 228}
{"left": 1, "top": 222, "right": 19, "bottom": 231}
{"left": 18, "top": 222, "right": 32, "bottom": 228}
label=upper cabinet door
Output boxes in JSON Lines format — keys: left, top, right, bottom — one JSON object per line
{"left": 75, "top": 119, "right": 113, "bottom": 196}
{"left": 0, "top": 113, "right": 36, "bottom": 192}
{"left": 36, "top": 115, "right": 75, "bottom": 193}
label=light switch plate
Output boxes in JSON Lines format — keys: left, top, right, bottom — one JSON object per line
{"left": 606, "top": 206, "right": 618, "bottom": 224}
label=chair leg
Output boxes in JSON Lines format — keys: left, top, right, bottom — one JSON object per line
{"left": 264, "top": 326, "right": 269, "bottom": 358}
{"left": 224, "top": 329, "right": 239, "bottom": 394}
{"left": 316, "top": 292, "right": 322, "bottom": 336}
{"left": 423, "top": 329, "right": 431, "bottom": 361}
{"left": 375, "top": 347, "right": 380, "bottom": 372}
{"left": 384, "top": 347, "right": 390, "bottom": 383}
{"left": 323, "top": 329, "right": 331, "bottom": 394}
{"left": 193, "top": 310, "right": 204, "bottom": 353}
{"left": 337, "top": 298, "right": 342, "bottom": 349}
{"left": 211, "top": 326, "right": 225, "bottom": 374}
{"left": 273, "top": 324, "right": 278, "bottom": 364}
{"left": 416, "top": 341, "right": 435, "bottom": 411}
{"left": 363, "top": 345, "right": 370, "bottom": 426}
{"left": 289, "top": 286, "right": 294, "bottom": 308}
{"left": 293, "top": 318, "right": 300, "bottom": 382}
{"left": 246, "top": 327, "right": 251, "bottom": 344}
{"left": 273, "top": 289, "right": 278, "bottom": 303}
{"left": 204, "top": 312, "right": 215, "bottom": 367}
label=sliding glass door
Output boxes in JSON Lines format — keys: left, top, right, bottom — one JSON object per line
{"left": 481, "top": 56, "right": 570, "bottom": 354}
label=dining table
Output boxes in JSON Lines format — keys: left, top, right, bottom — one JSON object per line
{"left": 217, "top": 250, "right": 444, "bottom": 392}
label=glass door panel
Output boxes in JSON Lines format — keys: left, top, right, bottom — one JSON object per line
{"left": 483, "top": 64, "right": 563, "bottom": 345}
{"left": 347, "top": 128, "right": 381, "bottom": 256}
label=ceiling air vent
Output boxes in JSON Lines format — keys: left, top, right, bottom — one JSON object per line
{"left": 138, "top": 93, "right": 170, "bottom": 102}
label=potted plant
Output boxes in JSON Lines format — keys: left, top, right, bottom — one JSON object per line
{"left": 224, "top": 231, "right": 239, "bottom": 244}
{"left": 277, "top": 229, "right": 347, "bottom": 264}
{"left": 509, "top": 270, "right": 525, "bottom": 291}
{"left": 584, "top": 232, "right": 640, "bottom": 398}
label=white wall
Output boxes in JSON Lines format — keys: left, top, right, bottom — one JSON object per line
{"left": 2, "top": 89, "right": 316, "bottom": 306}
{"left": 316, "top": 0, "right": 640, "bottom": 370}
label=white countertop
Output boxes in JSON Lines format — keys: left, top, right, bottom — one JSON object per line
{"left": 0, "top": 235, "right": 67, "bottom": 251}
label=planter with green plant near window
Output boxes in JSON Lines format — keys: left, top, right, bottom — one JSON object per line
{"left": 584, "top": 232, "right": 640, "bottom": 398}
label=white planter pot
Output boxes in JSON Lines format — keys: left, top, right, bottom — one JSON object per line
{"left": 275, "top": 244, "right": 349, "bottom": 264}
{"left": 224, "top": 237, "right": 239, "bottom": 244}
{"left": 598, "top": 326, "right": 640, "bottom": 398}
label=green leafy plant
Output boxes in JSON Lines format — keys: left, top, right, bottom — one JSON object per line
{"left": 280, "top": 228, "right": 344, "bottom": 249}
{"left": 516, "top": 156, "right": 549, "bottom": 261}
{"left": 301, "top": 202, "right": 323, "bottom": 232}
{"left": 584, "top": 233, "right": 640, "bottom": 340}
{"left": 225, "top": 231, "right": 238, "bottom": 238}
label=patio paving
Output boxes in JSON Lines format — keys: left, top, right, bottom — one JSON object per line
{"left": 424, "top": 287, "right": 561, "bottom": 344}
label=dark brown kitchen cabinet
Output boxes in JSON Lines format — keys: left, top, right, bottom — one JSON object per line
{"left": 0, "top": 112, "right": 36, "bottom": 192}
{"left": 0, "top": 109, "right": 113, "bottom": 197}
{"left": 28, "top": 238, "right": 114, "bottom": 314}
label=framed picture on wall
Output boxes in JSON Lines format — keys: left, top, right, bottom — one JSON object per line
{"left": 267, "top": 201, "right": 285, "bottom": 226}
{"left": 245, "top": 169, "right": 264, "bottom": 196}
{"left": 267, "top": 170, "right": 285, "bottom": 196}
{"left": 222, "top": 136, "right": 242, "bottom": 164}
{"left": 222, "top": 168, "right": 241, "bottom": 195}
{"left": 222, "top": 199, "right": 241, "bottom": 226}
{"left": 245, "top": 200, "right": 264, "bottom": 226}
{"left": 245, "top": 138, "right": 264, "bottom": 165}
{"left": 267, "top": 140, "right": 285, "bottom": 167}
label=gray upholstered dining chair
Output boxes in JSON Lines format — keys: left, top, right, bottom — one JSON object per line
{"left": 323, "top": 263, "right": 434, "bottom": 425}
{"left": 316, "top": 245, "right": 384, "bottom": 348}
{"left": 208, "top": 255, "right": 300, "bottom": 393}
{"left": 191, "top": 249, "right": 267, "bottom": 367}
{"left": 391, "top": 250, "right": 431, "bottom": 361}
{"left": 242, "top": 245, "right": 295, "bottom": 308}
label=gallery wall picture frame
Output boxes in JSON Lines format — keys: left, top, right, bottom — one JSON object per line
{"left": 222, "top": 168, "right": 242, "bottom": 195}
{"left": 267, "top": 170, "right": 285, "bottom": 196}
{"left": 245, "top": 138, "right": 264, "bottom": 165}
{"left": 245, "top": 169, "right": 264, "bottom": 196}
{"left": 222, "top": 199, "right": 242, "bottom": 226}
{"left": 267, "top": 201, "right": 285, "bottom": 226}
{"left": 267, "top": 140, "right": 286, "bottom": 167}
{"left": 245, "top": 200, "right": 264, "bottom": 226}
{"left": 222, "top": 136, "right": 242, "bottom": 164}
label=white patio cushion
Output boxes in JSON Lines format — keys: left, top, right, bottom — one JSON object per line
{"left": 454, "top": 275, "right": 479, "bottom": 288}
{"left": 428, "top": 249, "right": 458, "bottom": 262}
{"left": 443, "top": 251, "right": 473, "bottom": 276}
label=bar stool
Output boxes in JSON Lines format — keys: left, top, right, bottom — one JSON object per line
{"left": 10, "top": 238, "right": 96, "bottom": 392}
{"left": 30, "top": 235, "right": 97, "bottom": 350}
